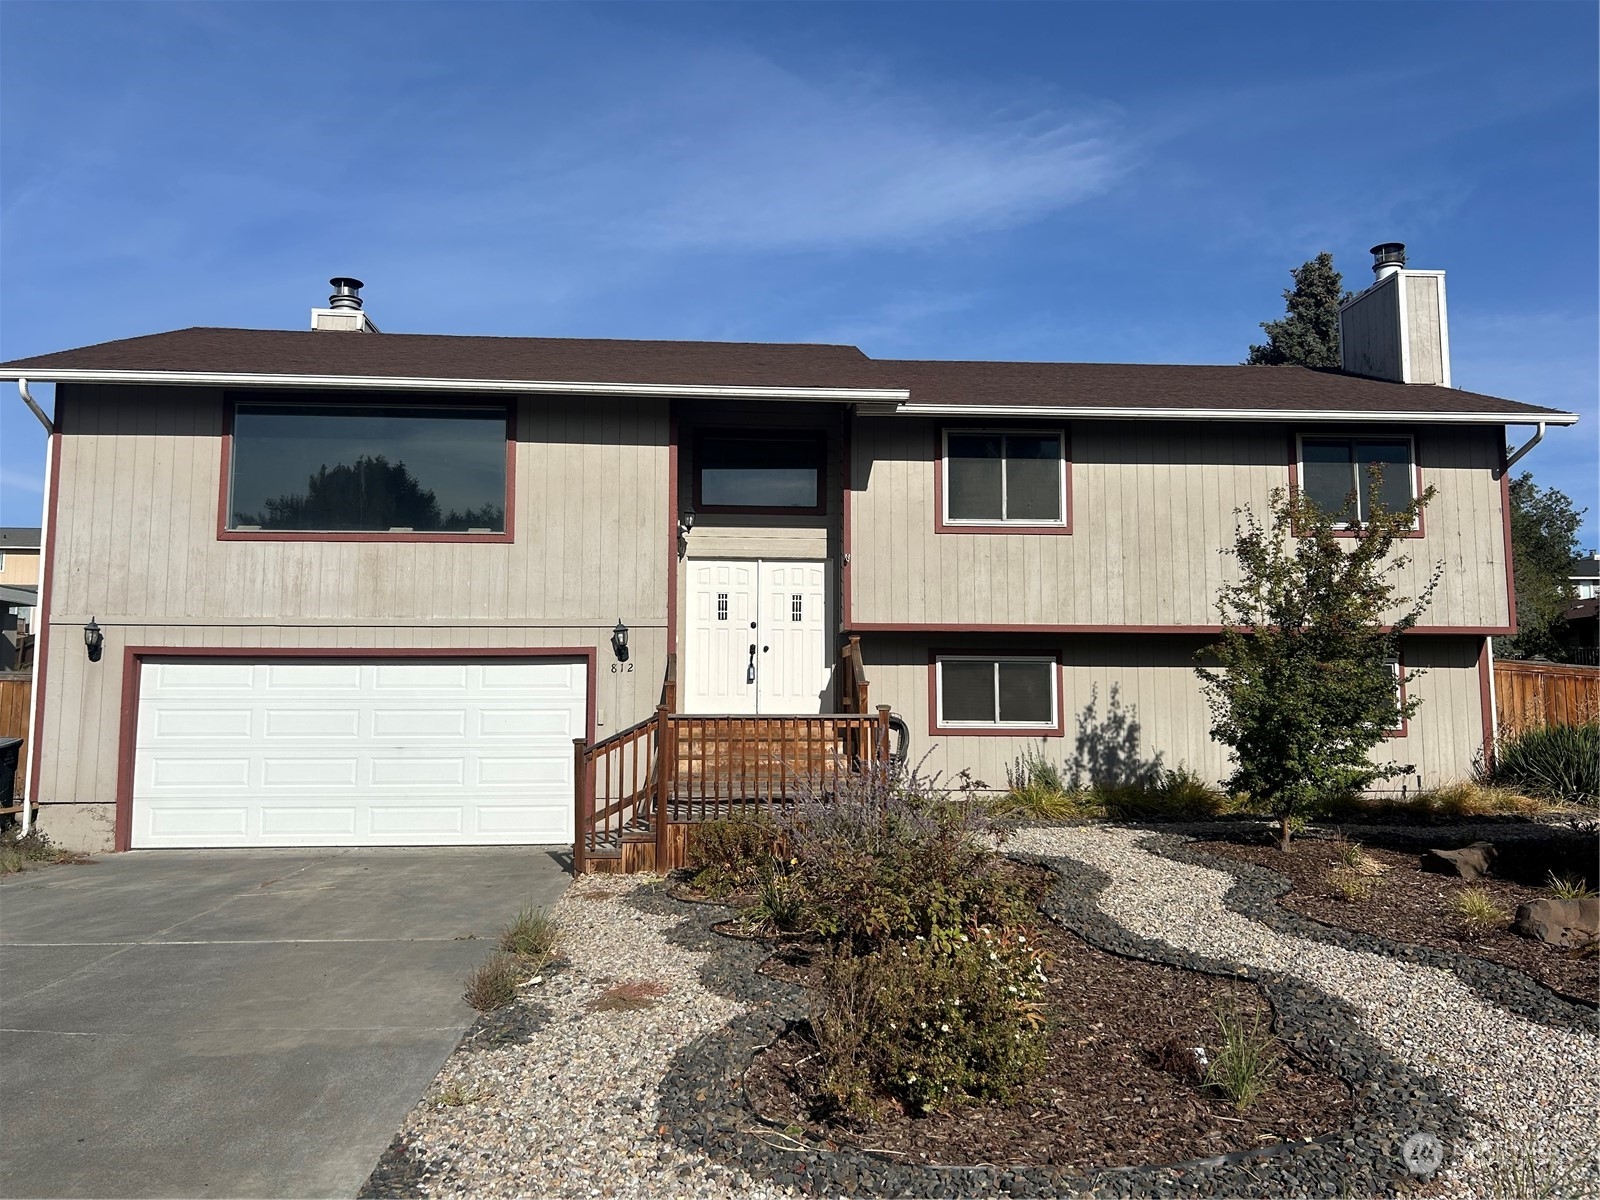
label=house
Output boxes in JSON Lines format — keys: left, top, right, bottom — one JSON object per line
{"left": 0, "top": 247, "right": 1579, "bottom": 860}
{"left": 0, "top": 527, "right": 41, "bottom": 670}
{"left": 1570, "top": 552, "right": 1600, "bottom": 601}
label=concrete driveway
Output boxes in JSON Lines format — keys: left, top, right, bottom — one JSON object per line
{"left": 0, "top": 847, "right": 571, "bottom": 1199}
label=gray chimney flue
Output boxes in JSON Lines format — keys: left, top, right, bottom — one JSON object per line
{"left": 311, "top": 276, "right": 380, "bottom": 332}
{"left": 1370, "top": 242, "right": 1406, "bottom": 279}
{"left": 328, "top": 277, "right": 365, "bottom": 310}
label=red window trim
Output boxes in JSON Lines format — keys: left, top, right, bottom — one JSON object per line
{"left": 217, "top": 394, "right": 518, "bottom": 543}
{"left": 690, "top": 428, "right": 829, "bottom": 517}
{"left": 934, "top": 424, "right": 1073, "bottom": 536}
{"left": 926, "top": 648, "right": 1066, "bottom": 738}
{"left": 1386, "top": 652, "right": 1410, "bottom": 739}
{"left": 1288, "top": 430, "right": 1425, "bottom": 540}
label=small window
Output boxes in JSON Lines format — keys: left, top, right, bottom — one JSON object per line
{"left": 694, "top": 431, "right": 826, "bottom": 513}
{"left": 1300, "top": 436, "right": 1416, "bottom": 524}
{"left": 942, "top": 430, "right": 1066, "bottom": 526}
{"left": 717, "top": 593, "right": 729, "bottom": 621}
{"left": 791, "top": 594, "right": 803, "bottom": 622}
{"left": 228, "top": 400, "right": 509, "bottom": 534}
{"left": 935, "top": 655, "right": 1058, "bottom": 729}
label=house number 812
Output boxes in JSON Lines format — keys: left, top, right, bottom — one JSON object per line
{"left": 610, "top": 663, "right": 634, "bottom": 673}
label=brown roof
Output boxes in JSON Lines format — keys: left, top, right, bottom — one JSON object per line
{"left": 873, "top": 358, "right": 1569, "bottom": 416}
{"left": 0, "top": 326, "right": 1573, "bottom": 419}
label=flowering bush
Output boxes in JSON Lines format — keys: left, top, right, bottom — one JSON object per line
{"left": 812, "top": 924, "right": 1050, "bottom": 1118}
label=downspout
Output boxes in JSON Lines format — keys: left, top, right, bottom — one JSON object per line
{"left": 17, "top": 380, "right": 53, "bottom": 835}
{"left": 1500, "top": 421, "right": 1546, "bottom": 476}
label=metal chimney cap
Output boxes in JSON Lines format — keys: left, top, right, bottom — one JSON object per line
{"left": 328, "top": 277, "right": 365, "bottom": 310}
{"left": 1369, "top": 243, "right": 1406, "bottom": 276}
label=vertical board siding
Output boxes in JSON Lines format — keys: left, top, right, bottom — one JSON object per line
{"left": 1494, "top": 661, "right": 1600, "bottom": 735}
{"left": 862, "top": 634, "right": 1489, "bottom": 790}
{"left": 850, "top": 418, "right": 1507, "bottom": 630}
{"left": 52, "top": 386, "right": 668, "bottom": 625}
{"left": 1405, "top": 276, "right": 1445, "bottom": 385}
{"left": 1341, "top": 281, "right": 1403, "bottom": 382}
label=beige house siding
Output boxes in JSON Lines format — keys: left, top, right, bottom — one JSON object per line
{"left": 0, "top": 547, "right": 41, "bottom": 588}
{"left": 34, "top": 383, "right": 673, "bottom": 846}
{"left": 1404, "top": 275, "right": 1446, "bottom": 386}
{"left": 861, "top": 633, "right": 1487, "bottom": 791}
{"left": 1340, "top": 277, "right": 1403, "bottom": 382}
{"left": 849, "top": 418, "right": 1508, "bottom": 631}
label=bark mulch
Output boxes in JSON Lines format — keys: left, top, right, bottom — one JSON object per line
{"left": 1192, "top": 836, "right": 1598, "bottom": 1007}
{"left": 739, "top": 893, "right": 1354, "bottom": 1171}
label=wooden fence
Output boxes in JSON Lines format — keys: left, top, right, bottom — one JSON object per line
{"left": 0, "top": 672, "right": 31, "bottom": 801}
{"left": 1494, "top": 659, "right": 1600, "bottom": 737}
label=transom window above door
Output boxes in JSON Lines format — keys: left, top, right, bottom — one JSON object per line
{"left": 940, "top": 429, "right": 1068, "bottom": 530}
{"left": 693, "top": 431, "right": 827, "bottom": 514}
{"left": 225, "top": 397, "right": 511, "bottom": 539}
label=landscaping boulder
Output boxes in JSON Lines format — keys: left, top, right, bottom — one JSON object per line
{"left": 1420, "top": 842, "right": 1497, "bottom": 881}
{"left": 1512, "top": 898, "right": 1600, "bottom": 949}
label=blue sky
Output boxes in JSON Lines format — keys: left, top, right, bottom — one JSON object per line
{"left": 2, "top": 1, "right": 1596, "bottom": 547}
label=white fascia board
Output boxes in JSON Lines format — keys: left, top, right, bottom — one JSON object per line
{"left": 895, "top": 403, "right": 1580, "bottom": 425}
{"left": 0, "top": 367, "right": 909, "bottom": 404}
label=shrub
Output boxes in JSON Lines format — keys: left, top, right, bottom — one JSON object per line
{"left": 811, "top": 927, "right": 1050, "bottom": 1118}
{"left": 1482, "top": 722, "right": 1600, "bottom": 807}
{"left": 1327, "top": 867, "right": 1375, "bottom": 903}
{"left": 499, "top": 907, "right": 558, "bottom": 963}
{"left": 685, "top": 815, "right": 777, "bottom": 897}
{"left": 1452, "top": 888, "right": 1511, "bottom": 937}
{"left": 994, "top": 748, "right": 1093, "bottom": 819}
{"left": 776, "top": 760, "right": 1032, "bottom": 953}
{"left": 749, "top": 861, "right": 809, "bottom": 934}
{"left": 1204, "top": 1006, "right": 1279, "bottom": 1111}
{"left": 1313, "top": 781, "right": 1544, "bottom": 823}
{"left": 0, "top": 829, "right": 82, "bottom": 876}
{"left": 463, "top": 952, "right": 522, "bottom": 1012}
{"left": 1098, "top": 765, "right": 1234, "bottom": 821}
{"left": 1547, "top": 872, "right": 1597, "bottom": 901}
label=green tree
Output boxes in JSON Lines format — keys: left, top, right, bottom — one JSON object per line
{"left": 1246, "top": 252, "right": 1352, "bottom": 367}
{"left": 1497, "top": 472, "right": 1587, "bottom": 661}
{"left": 245, "top": 455, "right": 443, "bottom": 531}
{"left": 1196, "top": 476, "right": 1440, "bottom": 849}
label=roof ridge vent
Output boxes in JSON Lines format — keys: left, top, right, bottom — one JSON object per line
{"left": 311, "top": 276, "right": 381, "bottom": 333}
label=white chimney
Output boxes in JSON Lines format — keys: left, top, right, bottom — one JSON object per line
{"left": 311, "top": 277, "right": 381, "bottom": 333}
{"left": 1338, "top": 243, "right": 1449, "bottom": 385}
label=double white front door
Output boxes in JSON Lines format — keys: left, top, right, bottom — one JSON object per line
{"left": 684, "top": 560, "right": 831, "bottom": 714}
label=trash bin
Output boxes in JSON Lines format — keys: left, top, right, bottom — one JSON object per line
{"left": 0, "top": 736, "right": 22, "bottom": 816}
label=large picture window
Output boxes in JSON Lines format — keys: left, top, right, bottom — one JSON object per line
{"left": 693, "top": 431, "right": 826, "bottom": 513}
{"left": 1299, "top": 436, "right": 1416, "bottom": 525}
{"left": 227, "top": 401, "right": 510, "bottom": 535}
{"left": 934, "top": 654, "right": 1059, "bottom": 731}
{"left": 941, "top": 430, "right": 1067, "bottom": 528}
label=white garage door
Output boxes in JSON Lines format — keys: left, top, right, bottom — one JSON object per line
{"left": 132, "top": 657, "right": 587, "bottom": 848}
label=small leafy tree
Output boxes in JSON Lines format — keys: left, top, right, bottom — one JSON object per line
{"left": 1196, "top": 474, "right": 1440, "bottom": 848}
{"left": 1246, "top": 252, "right": 1351, "bottom": 368}
{"left": 1496, "top": 471, "right": 1587, "bottom": 662}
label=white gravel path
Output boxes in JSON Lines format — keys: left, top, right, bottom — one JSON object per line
{"left": 387, "top": 874, "right": 792, "bottom": 1200}
{"left": 1008, "top": 824, "right": 1600, "bottom": 1196}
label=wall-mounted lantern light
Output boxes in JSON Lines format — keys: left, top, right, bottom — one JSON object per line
{"left": 610, "top": 619, "right": 630, "bottom": 663}
{"left": 84, "top": 617, "right": 104, "bottom": 663}
{"left": 677, "top": 510, "right": 695, "bottom": 560}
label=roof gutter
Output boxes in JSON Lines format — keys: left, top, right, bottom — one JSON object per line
{"left": 893, "top": 403, "right": 1581, "bottom": 425}
{"left": 1501, "top": 421, "right": 1547, "bottom": 475}
{"left": 0, "top": 367, "right": 909, "bottom": 404}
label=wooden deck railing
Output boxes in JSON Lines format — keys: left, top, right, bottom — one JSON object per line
{"left": 574, "top": 704, "right": 893, "bottom": 872}
{"left": 839, "top": 635, "right": 869, "bottom": 714}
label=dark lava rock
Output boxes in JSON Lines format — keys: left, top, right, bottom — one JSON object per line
{"left": 1421, "top": 842, "right": 1497, "bottom": 880}
{"left": 1513, "top": 897, "right": 1600, "bottom": 948}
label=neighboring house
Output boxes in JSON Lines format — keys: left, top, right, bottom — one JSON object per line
{"left": 0, "top": 527, "right": 41, "bottom": 670}
{"left": 1570, "top": 552, "right": 1600, "bottom": 601}
{"left": 0, "top": 249, "right": 1579, "bottom": 855}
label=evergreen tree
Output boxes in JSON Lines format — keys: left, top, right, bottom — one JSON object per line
{"left": 1246, "top": 252, "right": 1352, "bottom": 367}
{"left": 1497, "top": 472, "right": 1587, "bottom": 661}
{"left": 1196, "top": 475, "right": 1440, "bottom": 849}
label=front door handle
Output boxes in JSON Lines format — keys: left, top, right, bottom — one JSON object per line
{"left": 747, "top": 643, "right": 757, "bottom": 684}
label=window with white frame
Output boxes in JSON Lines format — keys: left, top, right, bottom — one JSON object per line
{"left": 935, "top": 655, "right": 1058, "bottom": 728}
{"left": 942, "top": 430, "right": 1066, "bottom": 526}
{"left": 1299, "top": 436, "right": 1416, "bottom": 524}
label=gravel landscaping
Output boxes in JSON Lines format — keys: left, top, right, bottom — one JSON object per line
{"left": 363, "top": 825, "right": 1598, "bottom": 1199}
